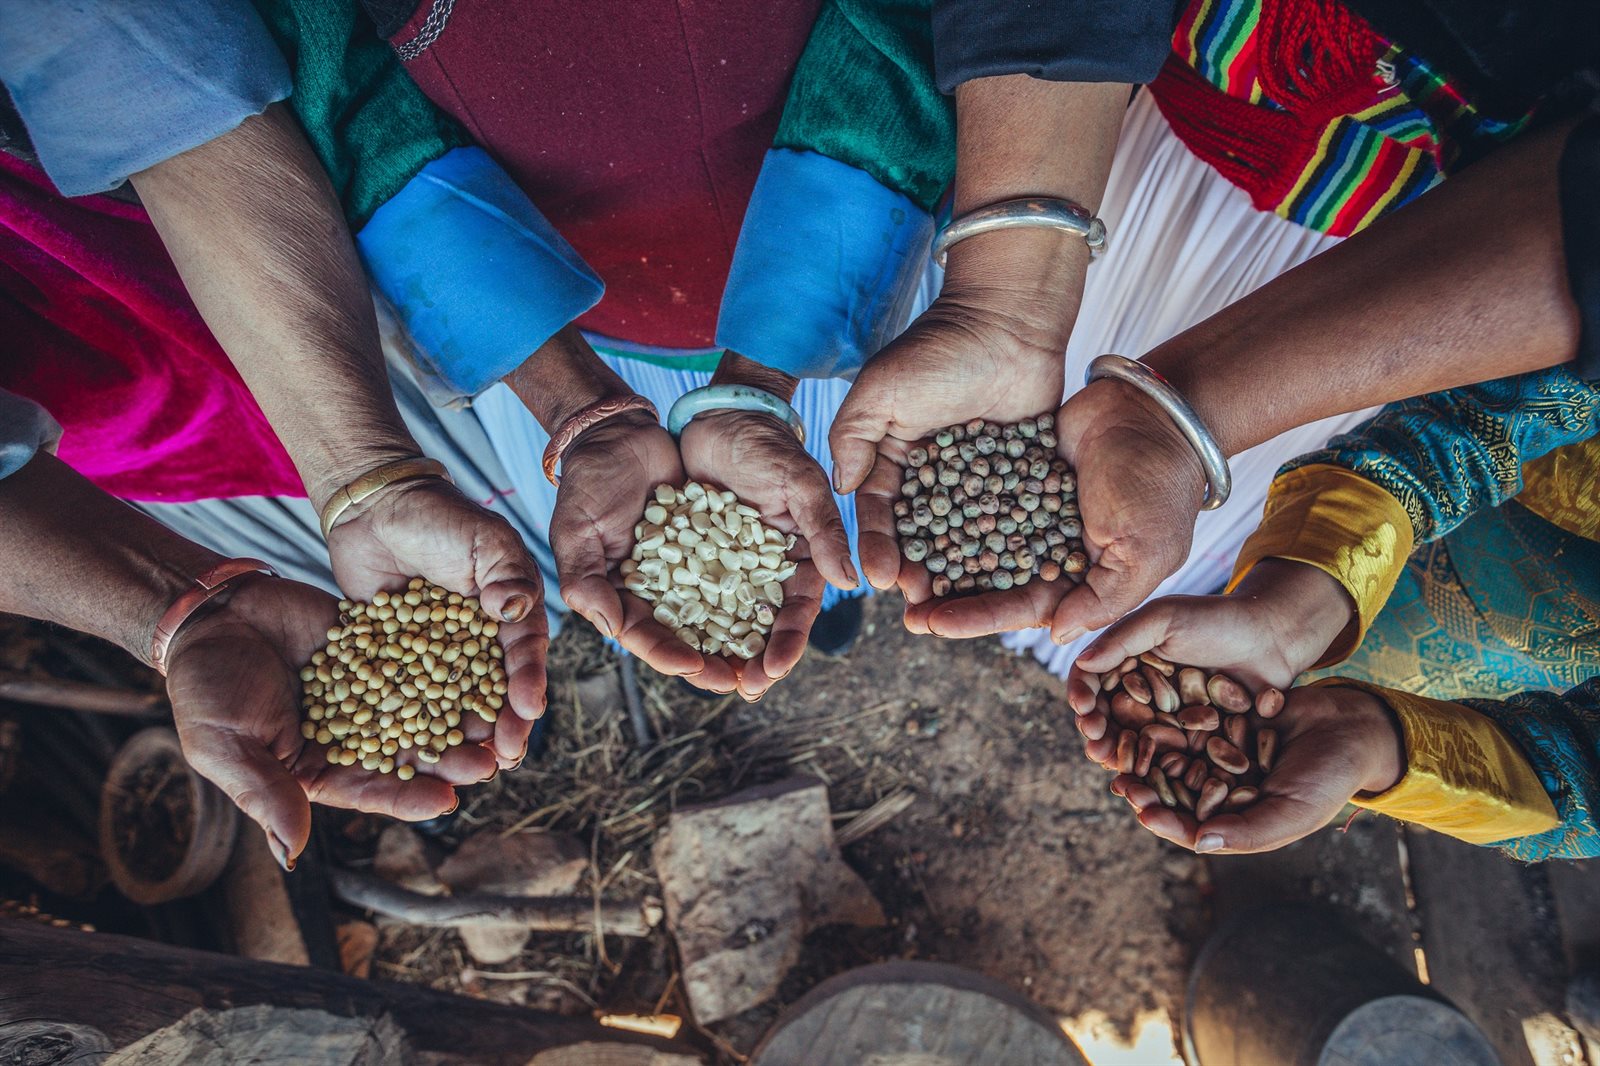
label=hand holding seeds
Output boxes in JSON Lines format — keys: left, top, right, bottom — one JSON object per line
{"left": 323, "top": 477, "right": 548, "bottom": 765}
{"left": 829, "top": 297, "right": 1071, "bottom": 618}
{"left": 163, "top": 575, "right": 465, "bottom": 874}
{"left": 621, "top": 479, "right": 821, "bottom": 701}
{"left": 299, "top": 580, "right": 506, "bottom": 787}
{"left": 1107, "top": 680, "right": 1405, "bottom": 854}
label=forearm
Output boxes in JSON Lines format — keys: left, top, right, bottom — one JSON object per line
{"left": 941, "top": 76, "right": 1127, "bottom": 344}
{"left": 503, "top": 325, "right": 636, "bottom": 432}
{"left": 130, "top": 103, "right": 417, "bottom": 511}
{"left": 0, "top": 454, "right": 224, "bottom": 667}
{"left": 1146, "top": 118, "right": 1584, "bottom": 457}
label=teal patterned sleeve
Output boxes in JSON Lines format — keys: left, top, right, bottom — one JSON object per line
{"left": 1281, "top": 368, "right": 1600, "bottom": 544}
{"left": 1466, "top": 677, "right": 1600, "bottom": 860}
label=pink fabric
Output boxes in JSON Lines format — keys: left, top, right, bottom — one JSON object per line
{"left": 0, "top": 153, "right": 300, "bottom": 501}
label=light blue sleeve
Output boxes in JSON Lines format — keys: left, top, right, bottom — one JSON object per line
{"left": 0, "top": 0, "right": 291, "bottom": 196}
{"left": 716, "top": 149, "right": 934, "bottom": 380}
{"left": 355, "top": 147, "right": 605, "bottom": 403}
{"left": 0, "top": 389, "right": 61, "bottom": 480}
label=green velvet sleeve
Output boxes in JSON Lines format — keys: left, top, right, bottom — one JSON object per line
{"left": 249, "top": 0, "right": 471, "bottom": 228}
{"left": 774, "top": 0, "right": 956, "bottom": 213}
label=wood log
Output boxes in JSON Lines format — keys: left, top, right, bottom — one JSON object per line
{"left": 329, "top": 868, "right": 659, "bottom": 938}
{"left": 0, "top": 670, "right": 166, "bottom": 717}
{"left": 0, "top": 918, "right": 681, "bottom": 1066}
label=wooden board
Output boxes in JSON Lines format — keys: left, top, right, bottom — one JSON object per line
{"left": 0, "top": 918, "right": 681, "bottom": 1066}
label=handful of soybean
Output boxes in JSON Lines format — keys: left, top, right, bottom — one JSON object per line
{"left": 299, "top": 579, "right": 507, "bottom": 778}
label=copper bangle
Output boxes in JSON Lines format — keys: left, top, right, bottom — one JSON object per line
{"left": 318, "top": 457, "right": 454, "bottom": 538}
{"left": 149, "top": 558, "right": 278, "bottom": 676}
{"left": 542, "top": 395, "right": 659, "bottom": 486}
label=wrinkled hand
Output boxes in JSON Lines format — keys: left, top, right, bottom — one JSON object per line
{"left": 1042, "top": 376, "right": 1212, "bottom": 645}
{"left": 325, "top": 478, "right": 548, "bottom": 768}
{"left": 833, "top": 294, "right": 1069, "bottom": 633}
{"left": 1064, "top": 560, "right": 1358, "bottom": 762}
{"left": 1109, "top": 683, "right": 1404, "bottom": 854}
{"left": 680, "top": 408, "right": 857, "bottom": 699}
{"left": 165, "top": 575, "right": 497, "bottom": 869}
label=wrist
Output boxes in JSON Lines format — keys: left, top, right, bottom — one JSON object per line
{"left": 506, "top": 324, "right": 636, "bottom": 432}
{"left": 1233, "top": 558, "right": 1358, "bottom": 667}
{"left": 939, "top": 229, "right": 1088, "bottom": 354}
{"left": 1141, "top": 335, "right": 1257, "bottom": 458}
{"left": 1338, "top": 687, "right": 1407, "bottom": 794}
{"left": 303, "top": 438, "right": 423, "bottom": 515}
{"left": 713, "top": 351, "right": 799, "bottom": 403}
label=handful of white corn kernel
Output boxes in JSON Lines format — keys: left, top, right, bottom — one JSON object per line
{"left": 298, "top": 578, "right": 507, "bottom": 778}
{"left": 622, "top": 481, "right": 797, "bottom": 660}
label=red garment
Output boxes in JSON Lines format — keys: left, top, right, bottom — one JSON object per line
{"left": 389, "top": 1, "right": 821, "bottom": 349}
{"left": 0, "top": 153, "right": 300, "bottom": 501}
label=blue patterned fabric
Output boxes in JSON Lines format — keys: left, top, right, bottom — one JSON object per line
{"left": 1472, "top": 677, "right": 1600, "bottom": 860}
{"left": 1282, "top": 367, "right": 1600, "bottom": 544}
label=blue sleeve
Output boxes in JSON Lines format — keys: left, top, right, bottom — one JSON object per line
{"left": 0, "top": 389, "right": 61, "bottom": 480}
{"left": 715, "top": 149, "right": 933, "bottom": 380}
{"left": 0, "top": 0, "right": 291, "bottom": 196}
{"left": 1469, "top": 677, "right": 1600, "bottom": 860}
{"left": 1280, "top": 368, "right": 1600, "bottom": 544}
{"left": 355, "top": 147, "right": 605, "bottom": 403}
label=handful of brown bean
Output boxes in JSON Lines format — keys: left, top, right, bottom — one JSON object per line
{"left": 895, "top": 414, "right": 1087, "bottom": 597}
{"left": 298, "top": 579, "right": 507, "bottom": 778}
{"left": 1096, "top": 653, "right": 1284, "bottom": 820}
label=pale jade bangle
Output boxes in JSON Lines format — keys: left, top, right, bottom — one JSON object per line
{"left": 666, "top": 385, "right": 806, "bottom": 444}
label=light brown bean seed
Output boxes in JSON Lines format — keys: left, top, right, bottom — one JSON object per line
{"left": 1178, "top": 667, "right": 1210, "bottom": 707}
{"left": 1122, "top": 671, "right": 1152, "bottom": 704}
{"left": 1256, "top": 687, "right": 1286, "bottom": 719}
{"left": 1224, "top": 713, "right": 1250, "bottom": 751}
{"left": 1195, "top": 778, "right": 1230, "bottom": 821}
{"left": 1207, "top": 673, "right": 1253, "bottom": 714}
{"left": 1176, "top": 705, "right": 1220, "bottom": 732}
{"left": 1256, "top": 728, "right": 1278, "bottom": 773}
{"left": 1205, "top": 736, "right": 1250, "bottom": 775}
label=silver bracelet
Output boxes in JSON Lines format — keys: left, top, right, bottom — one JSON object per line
{"left": 1085, "top": 355, "right": 1231, "bottom": 511}
{"left": 932, "top": 197, "right": 1108, "bottom": 267}
{"left": 666, "top": 384, "right": 806, "bottom": 444}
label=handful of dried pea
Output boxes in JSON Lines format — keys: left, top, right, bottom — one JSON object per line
{"left": 299, "top": 579, "right": 507, "bottom": 778}
{"left": 896, "top": 414, "right": 1087, "bottom": 597}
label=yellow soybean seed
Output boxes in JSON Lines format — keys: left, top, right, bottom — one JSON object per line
{"left": 397, "top": 764, "right": 416, "bottom": 781}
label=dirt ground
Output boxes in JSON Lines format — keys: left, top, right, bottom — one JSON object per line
{"left": 355, "top": 595, "right": 1201, "bottom": 1059}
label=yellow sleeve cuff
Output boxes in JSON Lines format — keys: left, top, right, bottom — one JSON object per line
{"left": 1517, "top": 435, "right": 1600, "bottom": 541}
{"left": 1227, "top": 465, "right": 1415, "bottom": 667}
{"left": 1315, "top": 679, "right": 1560, "bottom": 845}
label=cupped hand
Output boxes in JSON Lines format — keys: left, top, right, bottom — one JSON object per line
{"left": 326, "top": 478, "right": 548, "bottom": 768}
{"left": 1063, "top": 560, "right": 1358, "bottom": 761}
{"left": 550, "top": 410, "right": 739, "bottom": 694}
{"left": 164, "top": 575, "right": 496, "bottom": 870}
{"left": 832, "top": 293, "right": 1070, "bottom": 633}
{"left": 1110, "top": 683, "right": 1404, "bottom": 853}
{"left": 680, "top": 408, "right": 857, "bottom": 699}
{"left": 1037, "top": 375, "right": 1214, "bottom": 647}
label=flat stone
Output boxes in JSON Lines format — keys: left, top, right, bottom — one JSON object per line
{"left": 652, "top": 777, "right": 885, "bottom": 1024}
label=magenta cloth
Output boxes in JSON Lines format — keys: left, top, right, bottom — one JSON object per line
{"left": 390, "top": 0, "right": 821, "bottom": 350}
{"left": 0, "top": 153, "right": 300, "bottom": 501}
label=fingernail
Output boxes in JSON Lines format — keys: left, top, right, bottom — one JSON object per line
{"left": 1196, "top": 833, "right": 1224, "bottom": 853}
{"left": 586, "top": 612, "right": 615, "bottom": 639}
{"left": 443, "top": 796, "right": 460, "bottom": 816}
{"left": 502, "top": 594, "right": 531, "bottom": 623}
{"left": 831, "top": 465, "right": 845, "bottom": 495}
{"left": 266, "top": 830, "right": 297, "bottom": 873}
{"left": 843, "top": 558, "right": 861, "bottom": 588}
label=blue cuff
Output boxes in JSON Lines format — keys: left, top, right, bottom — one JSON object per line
{"left": 0, "top": 388, "right": 62, "bottom": 480}
{"left": 716, "top": 149, "right": 933, "bottom": 380}
{"left": 0, "top": 0, "right": 291, "bottom": 196}
{"left": 356, "top": 147, "right": 604, "bottom": 402}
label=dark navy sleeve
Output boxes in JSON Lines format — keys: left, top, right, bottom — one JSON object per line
{"left": 1561, "top": 113, "right": 1600, "bottom": 381}
{"left": 931, "top": 0, "right": 1181, "bottom": 93}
